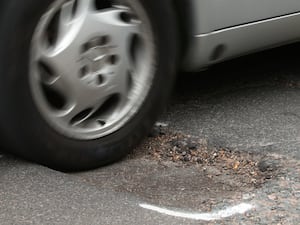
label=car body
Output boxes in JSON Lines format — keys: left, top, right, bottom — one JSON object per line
{"left": 0, "top": 0, "right": 299, "bottom": 171}
{"left": 178, "top": 0, "right": 300, "bottom": 70}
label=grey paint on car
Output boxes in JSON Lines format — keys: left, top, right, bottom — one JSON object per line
{"left": 181, "top": 0, "right": 300, "bottom": 70}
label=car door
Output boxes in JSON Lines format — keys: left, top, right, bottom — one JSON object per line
{"left": 194, "top": 0, "right": 300, "bottom": 33}
{"left": 182, "top": 0, "right": 300, "bottom": 70}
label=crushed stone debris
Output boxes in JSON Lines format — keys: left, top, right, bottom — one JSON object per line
{"left": 138, "top": 126, "right": 281, "bottom": 188}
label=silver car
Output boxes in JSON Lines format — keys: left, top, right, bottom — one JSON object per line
{"left": 0, "top": 0, "right": 298, "bottom": 171}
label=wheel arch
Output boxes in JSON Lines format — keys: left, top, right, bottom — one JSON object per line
{"left": 171, "top": 0, "right": 196, "bottom": 70}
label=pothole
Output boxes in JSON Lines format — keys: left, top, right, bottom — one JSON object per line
{"left": 119, "top": 125, "right": 283, "bottom": 210}
{"left": 79, "top": 125, "right": 283, "bottom": 212}
{"left": 138, "top": 126, "right": 281, "bottom": 188}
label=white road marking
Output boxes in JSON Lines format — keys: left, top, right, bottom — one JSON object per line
{"left": 139, "top": 203, "right": 254, "bottom": 221}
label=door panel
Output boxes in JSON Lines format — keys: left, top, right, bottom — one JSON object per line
{"left": 183, "top": 12, "right": 300, "bottom": 70}
{"left": 189, "top": 0, "right": 300, "bottom": 33}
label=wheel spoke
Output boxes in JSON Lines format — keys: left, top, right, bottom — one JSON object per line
{"left": 38, "top": 48, "right": 64, "bottom": 75}
{"left": 92, "top": 8, "right": 142, "bottom": 37}
{"left": 103, "top": 65, "right": 129, "bottom": 110}
{"left": 76, "top": 0, "right": 94, "bottom": 14}
{"left": 36, "top": 34, "right": 81, "bottom": 82}
{"left": 57, "top": 100, "right": 93, "bottom": 126}
{"left": 58, "top": 1, "right": 75, "bottom": 38}
{"left": 58, "top": 81, "right": 121, "bottom": 125}
{"left": 43, "top": 75, "right": 68, "bottom": 97}
{"left": 55, "top": 90, "right": 104, "bottom": 126}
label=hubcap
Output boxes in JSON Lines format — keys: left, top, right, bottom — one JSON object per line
{"left": 30, "top": 0, "right": 155, "bottom": 140}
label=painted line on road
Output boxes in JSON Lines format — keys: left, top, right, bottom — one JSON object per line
{"left": 139, "top": 202, "right": 255, "bottom": 221}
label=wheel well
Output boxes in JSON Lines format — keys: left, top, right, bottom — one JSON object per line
{"left": 171, "top": 0, "right": 194, "bottom": 67}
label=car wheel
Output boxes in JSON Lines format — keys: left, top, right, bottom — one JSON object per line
{"left": 0, "top": 0, "right": 178, "bottom": 171}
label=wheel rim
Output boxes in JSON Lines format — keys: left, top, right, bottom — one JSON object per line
{"left": 29, "top": 0, "right": 155, "bottom": 140}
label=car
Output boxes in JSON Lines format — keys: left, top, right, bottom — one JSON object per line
{"left": 0, "top": 0, "right": 299, "bottom": 171}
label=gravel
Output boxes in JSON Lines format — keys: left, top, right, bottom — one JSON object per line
{"left": 140, "top": 127, "right": 280, "bottom": 189}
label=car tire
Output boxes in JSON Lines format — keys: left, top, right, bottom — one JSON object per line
{"left": 0, "top": 0, "right": 178, "bottom": 171}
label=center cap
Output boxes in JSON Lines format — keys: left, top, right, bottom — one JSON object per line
{"left": 83, "top": 46, "right": 110, "bottom": 72}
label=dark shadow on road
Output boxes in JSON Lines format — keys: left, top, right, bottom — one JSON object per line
{"left": 163, "top": 43, "right": 300, "bottom": 159}
{"left": 173, "top": 43, "right": 300, "bottom": 100}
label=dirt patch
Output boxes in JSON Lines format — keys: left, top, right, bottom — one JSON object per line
{"left": 136, "top": 126, "right": 280, "bottom": 189}
{"left": 94, "top": 126, "right": 280, "bottom": 211}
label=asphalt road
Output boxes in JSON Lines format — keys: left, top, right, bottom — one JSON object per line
{"left": 1, "top": 44, "right": 300, "bottom": 225}
{"left": 163, "top": 45, "right": 300, "bottom": 160}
